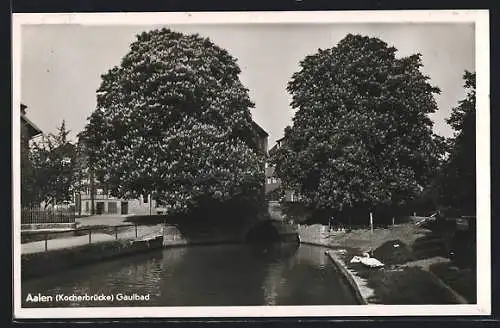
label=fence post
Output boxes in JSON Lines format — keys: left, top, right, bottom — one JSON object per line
{"left": 115, "top": 226, "right": 118, "bottom": 240}
{"left": 369, "top": 212, "right": 374, "bottom": 256}
{"left": 88, "top": 228, "right": 92, "bottom": 244}
{"left": 45, "top": 234, "right": 48, "bottom": 251}
{"left": 135, "top": 224, "right": 138, "bottom": 238}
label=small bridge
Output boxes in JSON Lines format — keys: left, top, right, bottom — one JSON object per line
{"left": 243, "top": 201, "right": 299, "bottom": 243}
{"left": 160, "top": 201, "right": 299, "bottom": 246}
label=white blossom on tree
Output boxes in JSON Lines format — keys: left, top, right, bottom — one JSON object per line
{"left": 79, "top": 28, "right": 264, "bottom": 216}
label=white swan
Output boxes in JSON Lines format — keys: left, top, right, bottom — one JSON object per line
{"left": 350, "top": 256, "right": 363, "bottom": 263}
{"left": 350, "top": 253, "right": 384, "bottom": 268}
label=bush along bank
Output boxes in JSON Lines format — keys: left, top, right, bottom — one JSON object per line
{"left": 21, "top": 235, "right": 163, "bottom": 280}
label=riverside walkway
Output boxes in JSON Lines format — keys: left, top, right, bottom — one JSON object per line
{"left": 21, "top": 215, "right": 162, "bottom": 255}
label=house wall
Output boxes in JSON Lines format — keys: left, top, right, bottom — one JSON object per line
{"left": 258, "top": 137, "right": 268, "bottom": 155}
{"left": 21, "top": 122, "right": 30, "bottom": 149}
{"left": 265, "top": 165, "right": 280, "bottom": 194}
{"left": 254, "top": 129, "right": 268, "bottom": 199}
{"left": 21, "top": 107, "right": 42, "bottom": 207}
{"left": 78, "top": 193, "right": 162, "bottom": 216}
{"left": 127, "top": 195, "right": 161, "bottom": 216}
{"left": 266, "top": 136, "right": 302, "bottom": 202}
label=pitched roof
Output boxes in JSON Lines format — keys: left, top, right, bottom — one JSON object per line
{"left": 21, "top": 104, "right": 42, "bottom": 139}
{"left": 251, "top": 120, "right": 268, "bottom": 137}
{"left": 269, "top": 135, "right": 287, "bottom": 155}
{"left": 276, "top": 136, "right": 286, "bottom": 143}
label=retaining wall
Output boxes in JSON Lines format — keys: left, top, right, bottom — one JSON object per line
{"left": 162, "top": 225, "right": 241, "bottom": 247}
{"left": 21, "top": 223, "right": 77, "bottom": 231}
{"left": 161, "top": 222, "right": 298, "bottom": 247}
{"left": 21, "top": 236, "right": 163, "bottom": 279}
{"left": 325, "top": 250, "right": 368, "bottom": 305}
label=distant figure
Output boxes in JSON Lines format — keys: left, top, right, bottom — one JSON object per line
{"left": 328, "top": 216, "right": 334, "bottom": 232}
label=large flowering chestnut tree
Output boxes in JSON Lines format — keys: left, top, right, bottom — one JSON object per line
{"left": 79, "top": 28, "right": 264, "bottom": 216}
{"left": 272, "top": 34, "right": 446, "bottom": 221}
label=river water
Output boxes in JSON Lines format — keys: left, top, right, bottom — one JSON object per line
{"left": 22, "top": 243, "right": 358, "bottom": 307}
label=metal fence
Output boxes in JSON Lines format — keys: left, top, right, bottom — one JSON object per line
{"left": 21, "top": 223, "right": 164, "bottom": 252}
{"left": 21, "top": 207, "right": 76, "bottom": 224}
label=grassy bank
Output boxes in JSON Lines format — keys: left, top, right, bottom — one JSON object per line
{"left": 298, "top": 222, "right": 475, "bottom": 304}
{"left": 333, "top": 248, "right": 459, "bottom": 304}
{"left": 429, "top": 262, "right": 477, "bottom": 303}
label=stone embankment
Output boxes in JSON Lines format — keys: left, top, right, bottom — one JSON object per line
{"left": 21, "top": 235, "right": 163, "bottom": 279}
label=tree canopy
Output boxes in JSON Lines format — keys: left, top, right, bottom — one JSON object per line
{"left": 29, "top": 121, "right": 77, "bottom": 206}
{"left": 79, "top": 28, "right": 264, "bottom": 216}
{"left": 272, "top": 34, "right": 446, "bottom": 219}
{"left": 436, "top": 71, "right": 476, "bottom": 214}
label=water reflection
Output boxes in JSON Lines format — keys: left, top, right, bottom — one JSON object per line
{"left": 22, "top": 243, "right": 358, "bottom": 307}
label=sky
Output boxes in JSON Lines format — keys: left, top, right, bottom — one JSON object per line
{"left": 20, "top": 23, "right": 475, "bottom": 148}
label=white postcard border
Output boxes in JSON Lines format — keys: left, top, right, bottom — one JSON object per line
{"left": 12, "top": 9, "right": 491, "bottom": 319}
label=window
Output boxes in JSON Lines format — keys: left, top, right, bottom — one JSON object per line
{"left": 267, "top": 177, "right": 272, "bottom": 184}
{"left": 85, "top": 201, "right": 89, "bottom": 213}
{"left": 265, "top": 162, "right": 269, "bottom": 169}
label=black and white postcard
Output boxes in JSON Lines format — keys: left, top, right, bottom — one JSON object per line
{"left": 12, "top": 10, "right": 490, "bottom": 319}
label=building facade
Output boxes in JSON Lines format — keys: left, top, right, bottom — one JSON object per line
{"left": 21, "top": 104, "right": 43, "bottom": 207}
{"left": 21, "top": 104, "right": 42, "bottom": 145}
{"left": 266, "top": 136, "right": 301, "bottom": 202}
{"left": 251, "top": 120, "right": 269, "bottom": 155}
{"left": 77, "top": 191, "right": 164, "bottom": 216}
{"left": 251, "top": 120, "right": 269, "bottom": 199}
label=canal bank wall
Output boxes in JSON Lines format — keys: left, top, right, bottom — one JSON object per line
{"left": 161, "top": 224, "right": 241, "bottom": 247}
{"left": 161, "top": 221, "right": 299, "bottom": 247}
{"left": 21, "top": 222, "right": 299, "bottom": 279}
{"left": 299, "top": 238, "right": 371, "bottom": 305}
{"left": 324, "top": 250, "right": 369, "bottom": 305}
{"left": 21, "top": 236, "right": 163, "bottom": 279}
